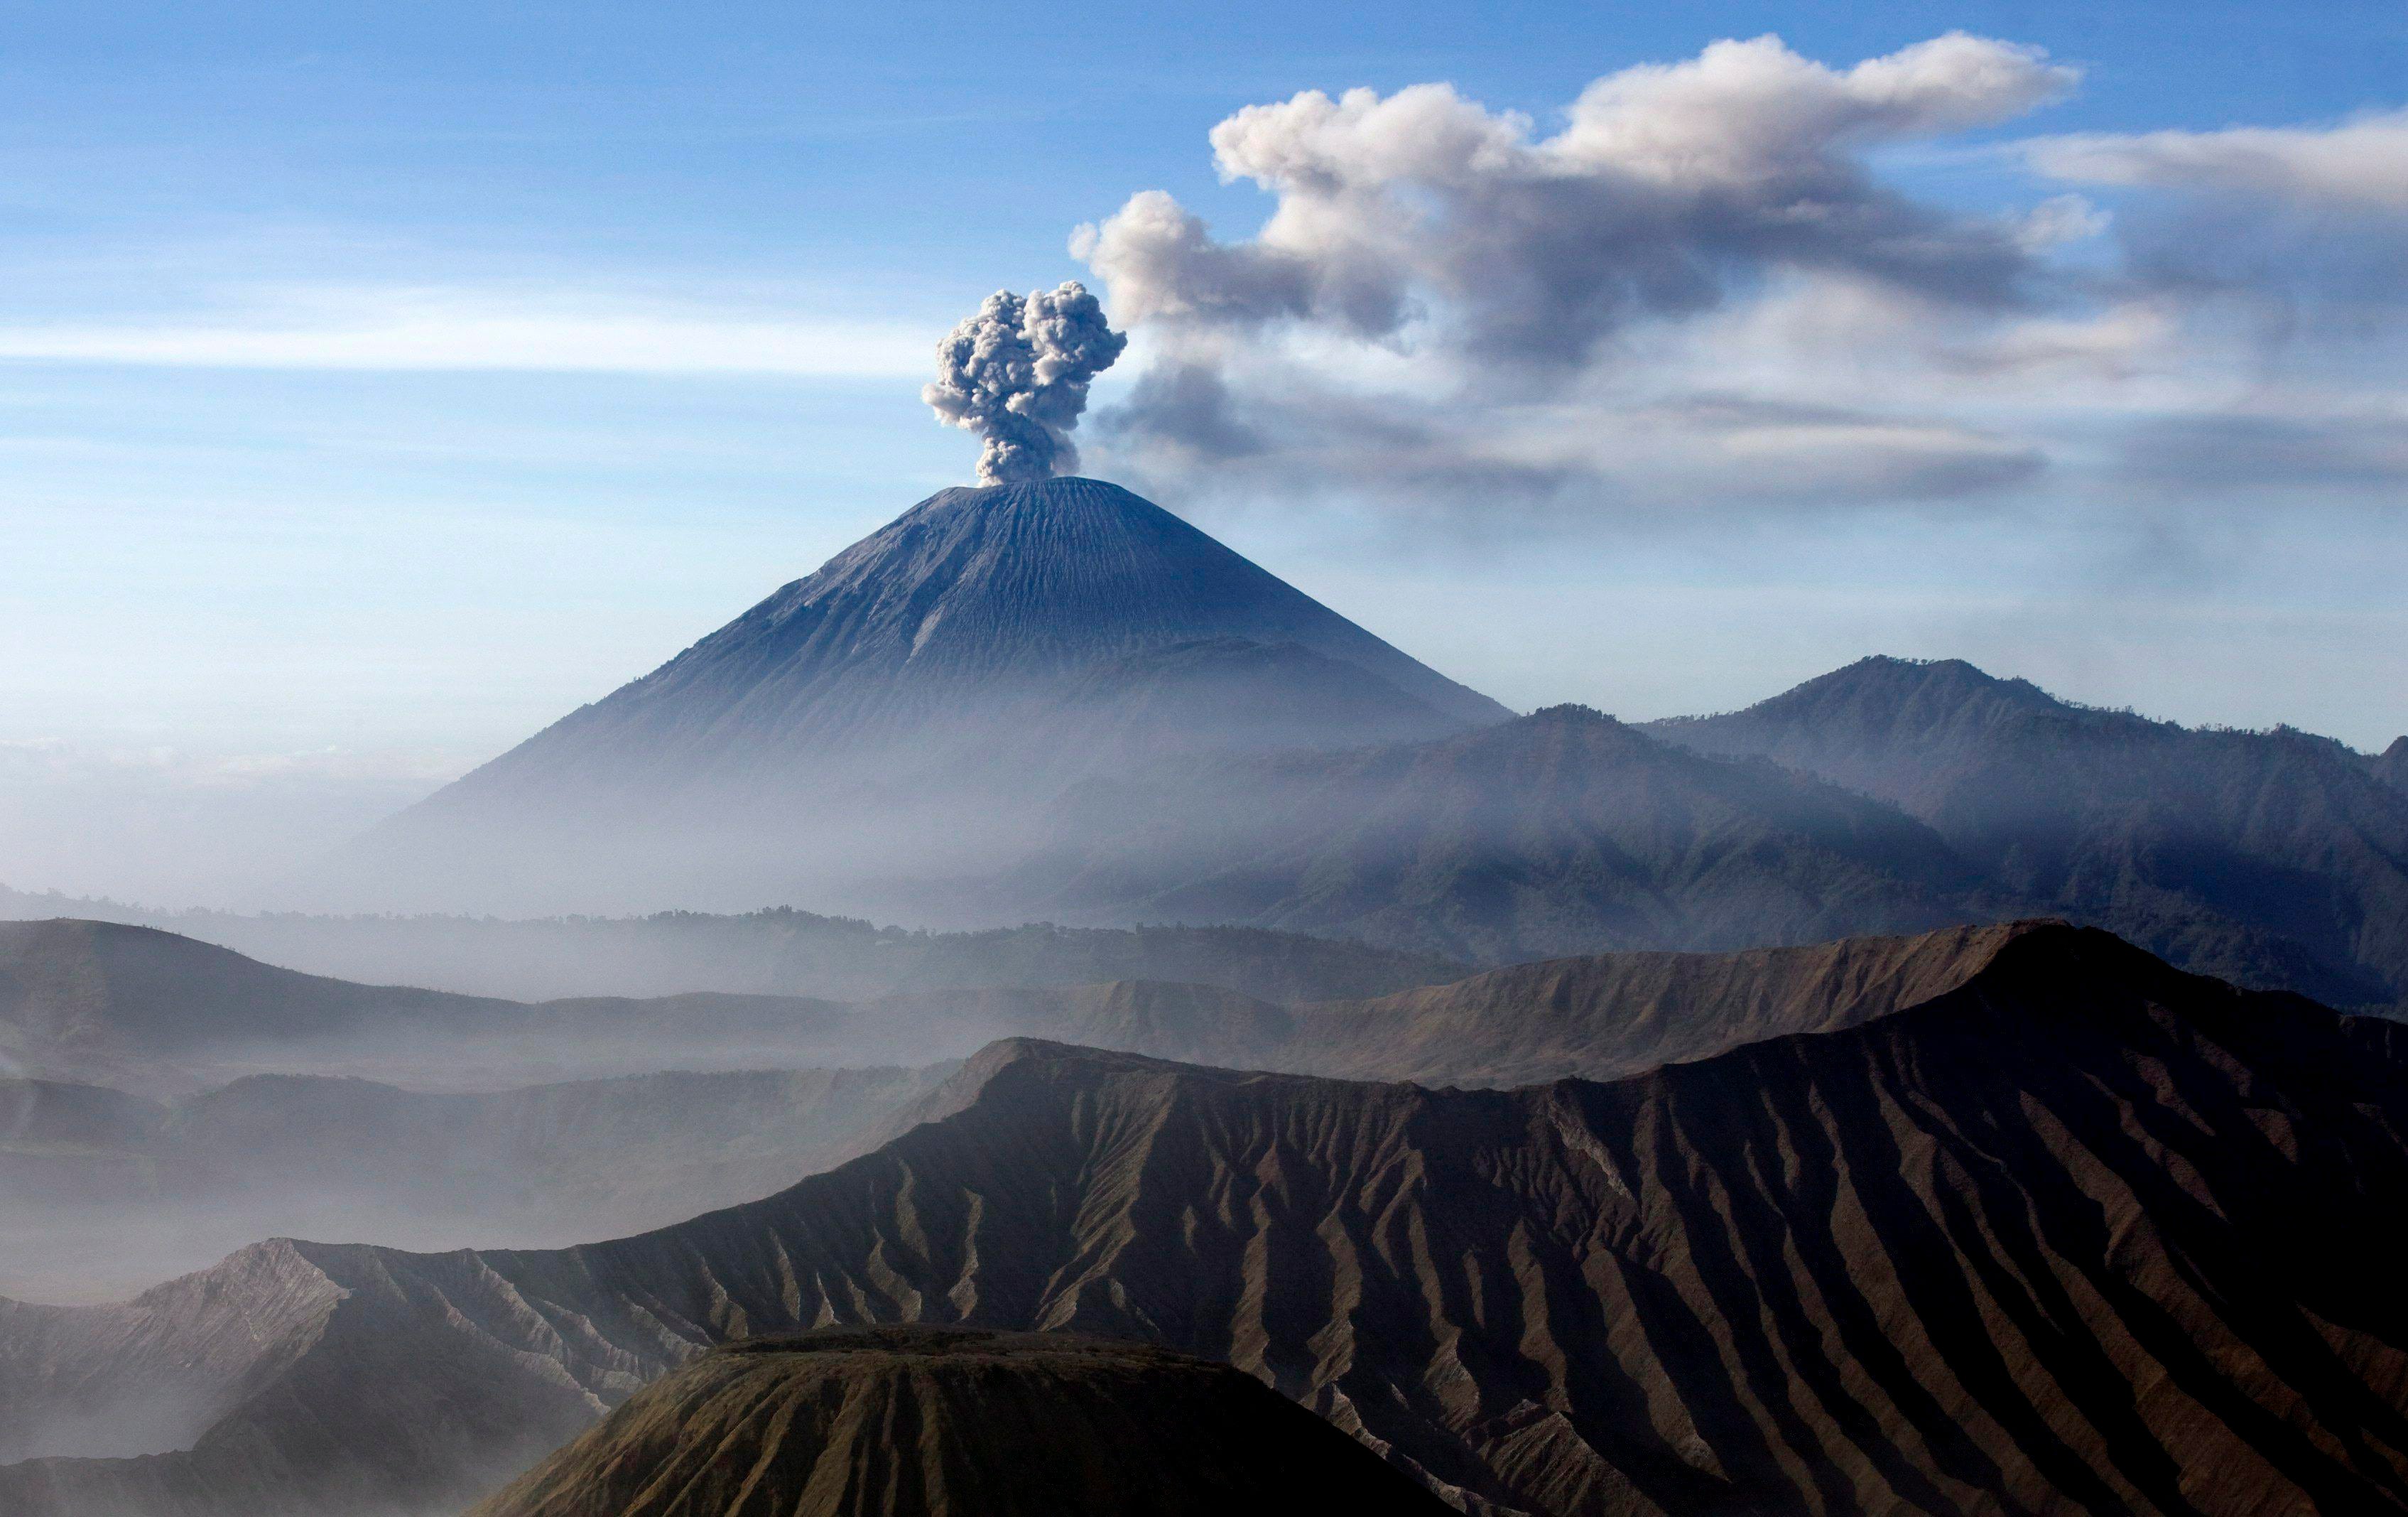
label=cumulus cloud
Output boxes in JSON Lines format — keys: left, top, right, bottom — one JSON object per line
{"left": 923, "top": 282, "right": 1127, "bottom": 485}
{"left": 1079, "top": 34, "right": 2073, "bottom": 370}
{"left": 1070, "top": 34, "right": 2090, "bottom": 517}
{"left": 1068, "top": 33, "right": 2408, "bottom": 526}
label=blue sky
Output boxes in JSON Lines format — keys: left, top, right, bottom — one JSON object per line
{"left": 4, "top": 1, "right": 2406, "bottom": 900}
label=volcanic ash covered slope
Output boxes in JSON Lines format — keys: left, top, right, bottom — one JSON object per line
{"left": 6, "top": 924, "right": 2407, "bottom": 1516}
{"left": 468, "top": 1327, "right": 1454, "bottom": 1517}
{"left": 343, "top": 475, "right": 1507, "bottom": 913}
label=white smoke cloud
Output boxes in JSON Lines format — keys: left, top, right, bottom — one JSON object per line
{"left": 923, "top": 282, "right": 1127, "bottom": 485}
{"left": 1064, "top": 32, "right": 2408, "bottom": 527}
{"left": 1076, "top": 34, "right": 2075, "bottom": 370}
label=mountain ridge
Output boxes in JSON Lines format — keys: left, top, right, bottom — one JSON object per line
{"left": 1024, "top": 703, "right": 1993, "bottom": 963}
{"left": 1644, "top": 654, "right": 2408, "bottom": 1010}
{"left": 7, "top": 923, "right": 2405, "bottom": 1515}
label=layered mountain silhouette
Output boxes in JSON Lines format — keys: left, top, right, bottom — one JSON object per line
{"left": 8, "top": 924, "right": 2405, "bottom": 1515}
{"left": 1647, "top": 654, "right": 2408, "bottom": 1010}
{"left": 0, "top": 886, "right": 1470, "bottom": 1004}
{"left": 311, "top": 482, "right": 2408, "bottom": 1015}
{"left": 2, "top": 915, "right": 2041, "bottom": 1300}
{"left": 0, "top": 917, "right": 1430, "bottom": 1098}
{"left": 0, "top": 914, "right": 2040, "bottom": 1098}
{"left": 342, "top": 476, "right": 1510, "bottom": 913}
{"left": 0, "top": 917, "right": 870, "bottom": 1094}
{"left": 1020, "top": 703, "right": 1990, "bottom": 963}
{"left": 467, "top": 1328, "right": 1453, "bottom": 1517}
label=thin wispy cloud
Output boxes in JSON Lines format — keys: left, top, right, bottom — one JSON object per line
{"left": 0, "top": 288, "right": 931, "bottom": 377}
{"left": 2029, "top": 107, "right": 2408, "bottom": 212}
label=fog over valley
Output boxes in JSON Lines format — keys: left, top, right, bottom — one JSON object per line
{"left": 5, "top": 8, "right": 2407, "bottom": 1515}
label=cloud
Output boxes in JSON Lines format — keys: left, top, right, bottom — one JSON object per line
{"left": 2117, "top": 411, "right": 2408, "bottom": 497}
{"left": 2026, "top": 108, "right": 2408, "bottom": 315}
{"left": 922, "top": 282, "right": 1127, "bottom": 484}
{"left": 1070, "top": 33, "right": 2407, "bottom": 529}
{"left": 0, "top": 288, "right": 930, "bottom": 376}
{"left": 1078, "top": 33, "right": 2074, "bottom": 373}
{"left": 2030, "top": 108, "right": 2408, "bottom": 213}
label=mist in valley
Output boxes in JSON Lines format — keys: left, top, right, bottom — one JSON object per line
{"left": 4, "top": 17, "right": 2405, "bottom": 1510}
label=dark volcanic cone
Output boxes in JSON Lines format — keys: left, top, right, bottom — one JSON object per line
{"left": 333, "top": 476, "right": 1509, "bottom": 915}
{"left": 467, "top": 1326, "right": 1452, "bottom": 1517}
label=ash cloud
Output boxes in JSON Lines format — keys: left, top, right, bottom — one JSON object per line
{"left": 923, "top": 282, "right": 1127, "bottom": 485}
{"left": 1067, "top": 31, "right": 2408, "bottom": 531}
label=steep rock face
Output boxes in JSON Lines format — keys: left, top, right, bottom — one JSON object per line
{"left": 7, "top": 927, "right": 2407, "bottom": 1515}
{"left": 1647, "top": 655, "right": 2408, "bottom": 1008}
{"left": 1026, "top": 706, "right": 1990, "bottom": 963}
{"left": 467, "top": 1328, "right": 1454, "bottom": 1517}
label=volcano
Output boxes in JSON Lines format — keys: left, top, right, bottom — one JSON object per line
{"left": 342, "top": 477, "right": 1509, "bottom": 914}
{"left": 467, "top": 1328, "right": 1453, "bottom": 1517}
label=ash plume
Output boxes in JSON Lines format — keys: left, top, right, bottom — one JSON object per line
{"left": 924, "top": 282, "right": 1127, "bottom": 485}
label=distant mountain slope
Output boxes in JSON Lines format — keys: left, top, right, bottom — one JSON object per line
{"left": 2377, "top": 736, "right": 2408, "bottom": 794}
{"left": 0, "top": 919, "right": 523, "bottom": 1090}
{"left": 921, "top": 922, "right": 2071, "bottom": 1091}
{"left": 468, "top": 1329, "right": 1453, "bottom": 1517}
{"left": 0, "top": 1064, "right": 950, "bottom": 1300}
{"left": 1029, "top": 705, "right": 1992, "bottom": 963}
{"left": 474, "top": 475, "right": 1508, "bottom": 770}
{"left": 341, "top": 477, "right": 1509, "bottom": 914}
{"left": 1647, "top": 655, "right": 2408, "bottom": 1009}
{"left": 1283, "top": 919, "right": 2044, "bottom": 1086}
{"left": 0, "top": 917, "right": 1463, "bottom": 1098}
{"left": 9, "top": 925, "right": 2404, "bottom": 1515}
{"left": 0, "top": 887, "right": 1470, "bottom": 1005}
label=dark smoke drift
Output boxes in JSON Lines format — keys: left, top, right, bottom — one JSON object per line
{"left": 923, "top": 281, "right": 1125, "bottom": 484}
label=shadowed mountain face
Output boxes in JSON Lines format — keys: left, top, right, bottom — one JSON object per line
{"left": 7, "top": 925, "right": 2405, "bottom": 1515}
{"left": 342, "top": 477, "right": 1507, "bottom": 914}
{"left": 1647, "top": 655, "right": 2408, "bottom": 1010}
{"left": 1024, "top": 704, "right": 1990, "bottom": 963}
{"left": 467, "top": 1328, "right": 1454, "bottom": 1517}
